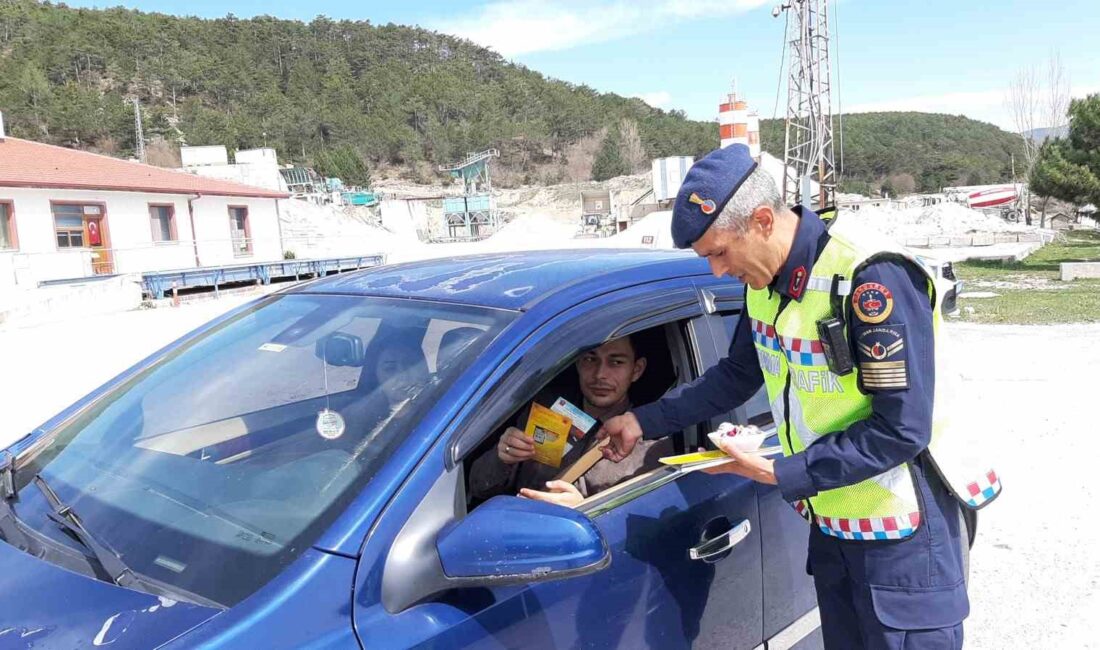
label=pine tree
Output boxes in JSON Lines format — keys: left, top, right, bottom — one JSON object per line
{"left": 592, "top": 128, "right": 628, "bottom": 181}
{"left": 1030, "top": 94, "right": 1100, "bottom": 206}
{"left": 313, "top": 145, "right": 372, "bottom": 187}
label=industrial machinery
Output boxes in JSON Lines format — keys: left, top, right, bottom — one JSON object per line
{"left": 439, "top": 149, "right": 500, "bottom": 240}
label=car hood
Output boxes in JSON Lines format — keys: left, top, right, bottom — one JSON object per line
{"left": 0, "top": 542, "right": 220, "bottom": 649}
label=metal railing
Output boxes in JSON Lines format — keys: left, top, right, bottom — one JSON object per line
{"left": 0, "top": 234, "right": 391, "bottom": 287}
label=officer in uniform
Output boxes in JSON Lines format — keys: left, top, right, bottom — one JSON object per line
{"left": 601, "top": 144, "right": 1000, "bottom": 649}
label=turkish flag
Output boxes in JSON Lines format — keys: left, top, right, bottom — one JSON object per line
{"left": 88, "top": 220, "right": 102, "bottom": 246}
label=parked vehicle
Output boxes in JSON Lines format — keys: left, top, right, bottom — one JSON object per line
{"left": 0, "top": 250, "right": 822, "bottom": 649}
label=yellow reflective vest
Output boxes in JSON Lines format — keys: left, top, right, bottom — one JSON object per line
{"left": 747, "top": 218, "right": 1000, "bottom": 541}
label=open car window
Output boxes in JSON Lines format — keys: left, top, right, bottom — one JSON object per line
{"left": 464, "top": 321, "right": 689, "bottom": 512}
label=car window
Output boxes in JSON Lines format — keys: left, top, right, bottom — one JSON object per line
{"left": 465, "top": 323, "right": 685, "bottom": 512}
{"left": 423, "top": 319, "right": 491, "bottom": 373}
{"left": 13, "top": 294, "right": 513, "bottom": 607}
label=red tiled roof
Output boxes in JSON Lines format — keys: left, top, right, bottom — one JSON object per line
{"left": 0, "top": 137, "right": 288, "bottom": 199}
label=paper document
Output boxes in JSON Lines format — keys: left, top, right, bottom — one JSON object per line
{"left": 555, "top": 438, "right": 610, "bottom": 484}
{"left": 550, "top": 397, "right": 597, "bottom": 439}
{"left": 659, "top": 446, "right": 784, "bottom": 471}
{"left": 524, "top": 402, "right": 573, "bottom": 468}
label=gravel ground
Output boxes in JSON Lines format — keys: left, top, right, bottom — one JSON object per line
{"left": 948, "top": 322, "right": 1100, "bottom": 649}
{"left": 0, "top": 303, "right": 1094, "bottom": 648}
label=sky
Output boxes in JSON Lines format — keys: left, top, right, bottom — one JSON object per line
{"left": 64, "top": 0, "right": 1100, "bottom": 131}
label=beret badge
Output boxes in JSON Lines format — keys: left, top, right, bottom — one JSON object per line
{"left": 689, "top": 192, "right": 718, "bottom": 215}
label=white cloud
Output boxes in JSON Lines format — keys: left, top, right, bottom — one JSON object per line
{"left": 632, "top": 91, "right": 673, "bottom": 108}
{"left": 439, "top": 0, "right": 771, "bottom": 57}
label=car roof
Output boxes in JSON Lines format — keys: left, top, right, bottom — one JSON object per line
{"left": 296, "top": 248, "right": 711, "bottom": 310}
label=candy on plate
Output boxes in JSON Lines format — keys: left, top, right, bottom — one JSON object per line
{"left": 707, "top": 422, "right": 769, "bottom": 453}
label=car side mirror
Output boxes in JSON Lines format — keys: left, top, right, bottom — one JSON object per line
{"left": 436, "top": 496, "right": 609, "bottom": 582}
{"left": 315, "top": 332, "right": 364, "bottom": 367}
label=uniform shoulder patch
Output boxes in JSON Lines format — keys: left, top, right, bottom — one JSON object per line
{"left": 856, "top": 324, "right": 909, "bottom": 391}
{"left": 851, "top": 282, "right": 894, "bottom": 324}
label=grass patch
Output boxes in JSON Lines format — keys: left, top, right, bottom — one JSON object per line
{"left": 955, "top": 230, "right": 1100, "bottom": 280}
{"left": 955, "top": 280, "right": 1100, "bottom": 324}
{"left": 953, "top": 230, "right": 1100, "bottom": 323}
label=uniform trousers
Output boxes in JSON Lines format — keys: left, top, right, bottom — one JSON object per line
{"left": 807, "top": 456, "right": 969, "bottom": 650}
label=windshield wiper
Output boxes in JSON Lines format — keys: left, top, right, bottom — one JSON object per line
{"left": 32, "top": 474, "right": 137, "bottom": 588}
{"left": 0, "top": 452, "right": 39, "bottom": 554}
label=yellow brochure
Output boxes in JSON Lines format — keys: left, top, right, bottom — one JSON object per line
{"left": 658, "top": 449, "right": 729, "bottom": 466}
{"left": 524, "top": 402, "right": 573, "bottom": 468}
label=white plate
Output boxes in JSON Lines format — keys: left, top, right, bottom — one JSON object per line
{"left": 708, "top": 430, "right": 769, "bottom": 453}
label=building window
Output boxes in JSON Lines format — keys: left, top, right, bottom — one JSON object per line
{"left": 0, "top": 202, "right": 15, "bottom": 250}
{"left": 229, "top": 206, "right": 251, "bottom": 256}
{"left": 53, "top": 203, "right": 94, "bottom": 248}
{"left": 149, "top": 204, "right": 177, "bottom": 242}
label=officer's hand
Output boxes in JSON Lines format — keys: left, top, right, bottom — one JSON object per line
{"left": 519, "top": 481, "right": 584, "bottom": 508}
{"left": 702, "top": 438, "right": 777, "bottom": 485}
{"left": 599, "top": 412, "right": 643, "bottom": 462}
{"left": 497, "top": 427, "right": 535, "bottom": 465}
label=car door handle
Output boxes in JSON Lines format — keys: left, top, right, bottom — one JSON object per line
{"left": 689, "top": 520, "right": 752, "bottom": 561}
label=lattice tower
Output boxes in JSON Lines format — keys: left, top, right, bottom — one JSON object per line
{"left": 776, "top": 0, "right": 836, "bottom": 208}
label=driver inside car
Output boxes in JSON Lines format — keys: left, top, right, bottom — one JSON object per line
{"left": 374, "top": 338, "right": 431, "bottom": 409}
{"left": 469, "top": 336, "right": 672, "bottom": 508}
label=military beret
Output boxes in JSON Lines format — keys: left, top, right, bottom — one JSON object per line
{"left": 671, "top": 143, "right": 758, "bottom": 249}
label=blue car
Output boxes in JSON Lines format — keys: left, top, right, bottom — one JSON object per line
{"left": 0, "top": 249, "right": 822, "bottom": 649}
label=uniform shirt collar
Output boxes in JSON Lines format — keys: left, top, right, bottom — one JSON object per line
{"left": 771, "top": 206, "right": 826, "bottom": 301}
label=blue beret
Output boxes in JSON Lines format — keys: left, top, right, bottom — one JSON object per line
{"left": 671, "top": 143, "right": 758, "bottom": 248}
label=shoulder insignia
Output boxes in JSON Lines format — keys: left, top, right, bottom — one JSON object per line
{"left": 856, "top": 324, "right": 908, "bottom": 390}
{"left": 852, "top": 282, "right": 894, "bottom": 324}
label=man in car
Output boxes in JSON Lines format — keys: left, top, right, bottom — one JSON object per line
{"left": 469, "top": 336, "right": 670, "bottom": 508}
{"left": 600, "top": 144, "right": 999, "bottom": 649}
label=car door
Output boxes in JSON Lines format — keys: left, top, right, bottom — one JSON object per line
{"left": 696, "top": 280, "right": 823, "bottom": 648}
{"left": 352, "top": 279, "right": 764, "bottom": 649}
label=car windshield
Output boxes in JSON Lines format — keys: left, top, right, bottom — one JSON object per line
{"left": 11, "top": 293, "right": 512, "bottom": 606}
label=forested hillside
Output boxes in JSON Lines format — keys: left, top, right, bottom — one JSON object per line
{"left": 761, "top": 112, "right": 1025, "bottom": 194}
{"left": 0, "top": 0, "right": 713, "bottom": 185}
{"left": 0, "top": 1, "right": 1024, "bottom": 191}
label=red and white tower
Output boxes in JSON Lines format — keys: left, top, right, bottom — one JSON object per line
{"left": 718, "top": 91, "right": 761, "bottom": 160}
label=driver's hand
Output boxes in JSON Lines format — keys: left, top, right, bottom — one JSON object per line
{"left": 497, "top": 427, "right": 535, "bottom": 465}
{"left": 598, "top": 412, "right": 643, "bottom": 462}
{"left": 520, "top": 480, "right": 584, "bottom": 508}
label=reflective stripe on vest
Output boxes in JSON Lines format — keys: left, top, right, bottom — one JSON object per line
{"left": 749, "top": 218, "right": 1000, "bottom": 541}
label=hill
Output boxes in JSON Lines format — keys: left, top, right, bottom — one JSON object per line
{"left": 762, "top": 112, "right": 1026, "bottom": 194}
{"left": 0, "top": 1, "right": 1024, "bottom": 191}
{"left": 0, "top": 0, "right": 713, "bottom": 185}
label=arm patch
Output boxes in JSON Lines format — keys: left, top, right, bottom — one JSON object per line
{"left": 855, "top": 324, "right": 909, "bottom": 391}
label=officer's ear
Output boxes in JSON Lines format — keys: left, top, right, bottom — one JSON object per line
{"left": 749, "top": 205, "right": 776, "bottom": 237}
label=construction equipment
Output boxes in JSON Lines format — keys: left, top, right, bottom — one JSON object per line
{"left": 774, "top": 0, "right": 837, "bottom": 209}
{"left": 439, "top": 149, "right": 501, "bottom": 240}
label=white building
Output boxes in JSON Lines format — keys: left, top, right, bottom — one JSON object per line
{"left": 180, "top": 145, "right": 288, "bottom": 193}
{"left": 0, "top": 134, "right": 288, "bottom": 292}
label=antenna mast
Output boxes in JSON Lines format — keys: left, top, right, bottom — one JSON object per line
{"left": 774, "top": 0, "right": 836, "bottom": 209}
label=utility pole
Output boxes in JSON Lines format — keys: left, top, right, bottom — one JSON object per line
{"left": 132, "top": 97, "right": 146, "bottom": 163}
{"left": 774, "top": 0, "right": 836, "bottom": 209}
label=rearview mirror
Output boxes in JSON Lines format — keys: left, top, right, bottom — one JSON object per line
{"left": 315, "top": 332, "right": 364, "bottom": 367}
{"left": 437, "top": 496, "right": 609, "bottom": 582}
